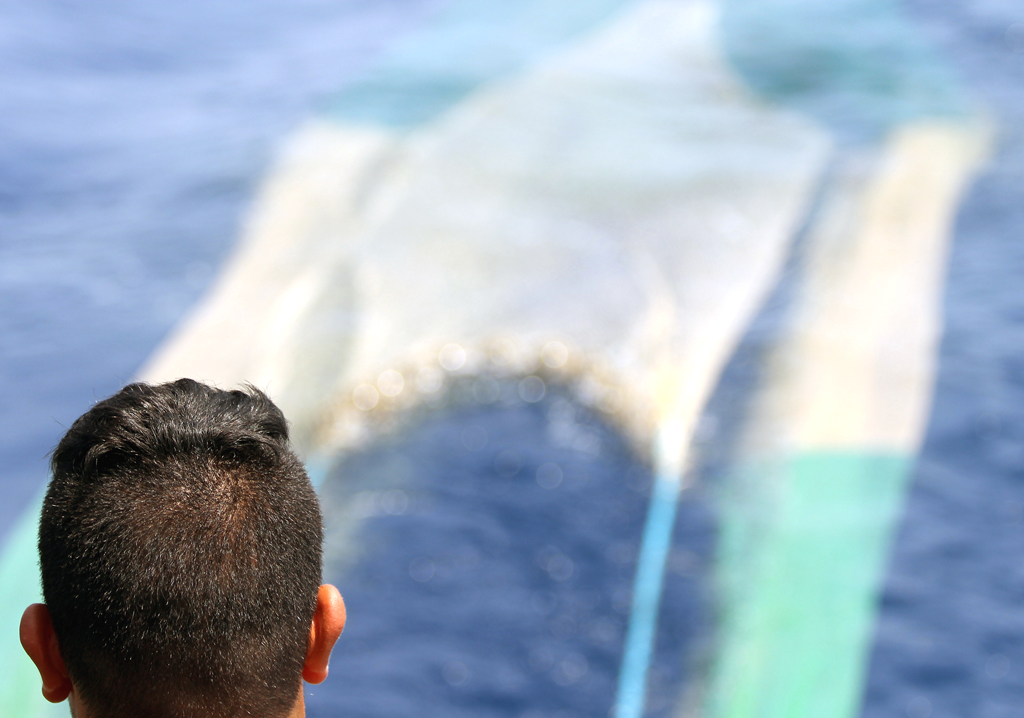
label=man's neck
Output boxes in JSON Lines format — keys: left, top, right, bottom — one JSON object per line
{"left": 288, "top": 690, "right": 307, "bottom": 718}
{"left": 67, "top": 687, "right": 309, "bottom": 717}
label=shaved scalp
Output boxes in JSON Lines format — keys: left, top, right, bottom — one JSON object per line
{"left": 40, "top": 379, "right": 323, "bottom": 718}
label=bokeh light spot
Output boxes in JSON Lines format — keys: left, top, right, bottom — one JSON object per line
{"left": 489, "top": 338, "right": 518, "bottom": 366}
{"left": 542, "top": 341, "right": 569, "bottom": 368}
{"left": 439, "top": 344, "right": 466, "bottom": 371}
{"left": 442, "top": 660, "right": 469, "bottom": 686}
{"left": 496, "top": 449, "right": 524, "bottom": 477}
{"left": 906, "top": 696, "right": 931, "bottom": 718}
{"left": 416, "top": 366, "right": 444, "bottom": 394}
{"left": 410, "top": 558, "right": 435, "bottom": 583}
{"left": 519, "top": 376, "right": 546, "bottom": 403}
{"left": 378, "top": 369, "right": 404, "bottom": 397}
{"left": 353, "top": 384, "right": 379, "bottom": 410}
{"left": 536, "top": 463, "right": 563, "bottom": 489}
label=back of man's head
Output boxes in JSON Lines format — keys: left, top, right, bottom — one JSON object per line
{"left": 38, "top": 379, "right": 324, "bottom": 718}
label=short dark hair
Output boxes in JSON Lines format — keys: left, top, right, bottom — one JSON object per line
{"left": 40, "top": 379, "right": 323, "bottom": 718}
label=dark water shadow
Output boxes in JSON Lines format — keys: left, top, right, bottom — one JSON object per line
{"left": 308, "top": 387, "right": 710, "bottom": 718}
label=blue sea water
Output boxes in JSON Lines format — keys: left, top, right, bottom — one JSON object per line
{"left": 313, "top": 395, "right": 657, "bottom": 717}
{"left": 1, "top": 1, "right": 1023, "bottom": 717}
{"left": 862, "top": 2, "right": 1024, "bottom": 716}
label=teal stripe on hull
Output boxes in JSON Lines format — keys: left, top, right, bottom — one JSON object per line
{"left": 0, "top": 494, "right": 65, "bottom": 718}
{"left": 720, "top": 0, "right": 969, "bottom": 140}
{"left": 325, "top": 0, "right": 635, "bottom": 128}
{"left": 708, "top": 452, "right": 913, "bottom": 718}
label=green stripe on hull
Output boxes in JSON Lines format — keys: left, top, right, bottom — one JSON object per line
{"left": 0, "top": 495, "right": 65, "bottom": 718}
{"left": 708, "top": 452, "right": 913, "bottom": 718}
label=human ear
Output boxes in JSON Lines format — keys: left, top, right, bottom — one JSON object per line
{"left": 20, "top": 603, "right": 73, "bottom": 703}
{"left": 302, "top": 584, "right": 346, "bottom": 684}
